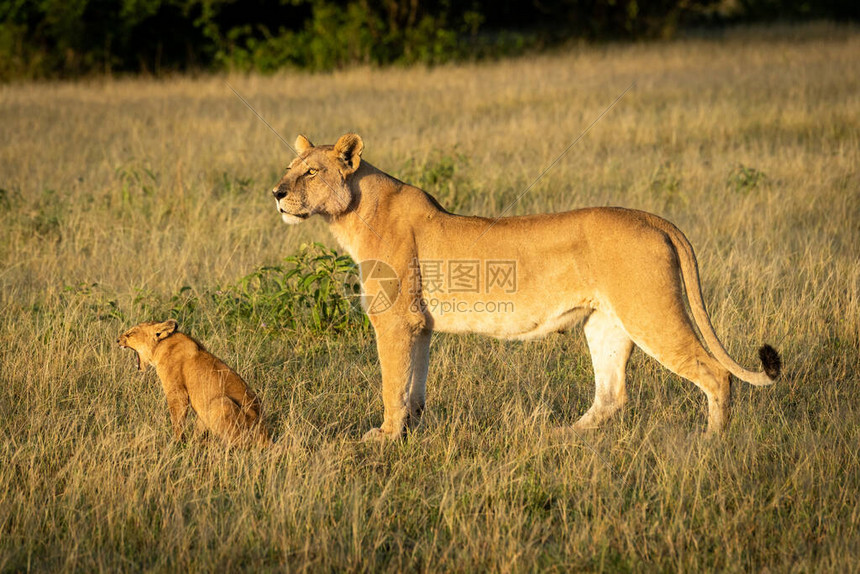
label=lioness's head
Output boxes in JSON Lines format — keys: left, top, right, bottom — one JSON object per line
{"left": 272, "top": 133, "right": 364, "bottom": 224}
{"left": 117, "top": 319, "right": 178, "bottom": 371}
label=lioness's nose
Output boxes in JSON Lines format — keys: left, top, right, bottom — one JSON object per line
{"left": 273, "top": 186, "right": 287, "bottom": 200}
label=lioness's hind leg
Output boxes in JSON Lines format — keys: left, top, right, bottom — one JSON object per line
{"left": 653, "top": 351, "right": 731, "bottom": 434}
{"left": 621, "top": 308, "right": 731, "bottom": 434}
{"left": 573, "top": 311, "right": 634, "bottom": 430}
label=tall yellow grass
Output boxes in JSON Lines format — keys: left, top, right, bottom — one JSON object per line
{"left": 0, "top": 23, "right": 858, "bottom": 571}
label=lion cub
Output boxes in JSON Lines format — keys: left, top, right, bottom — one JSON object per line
{"left": 118, "top": 319, "right": 271, "bottom": 447}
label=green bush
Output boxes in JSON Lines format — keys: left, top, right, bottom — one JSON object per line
{"left": 108, "top": 243, "right": 367, "bottom": 337}
{"left": 2, "top": 0, "right": 857, "bottom": 79}
{"left": 222, "top": 242, "right": 366, "bottom": 332}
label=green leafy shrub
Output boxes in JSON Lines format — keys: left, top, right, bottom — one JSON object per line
{"left": 144, "top": 243, "right": 366, "bottom": 335}
{"left": 223, "top": 242, "right": 366, "bottom": 332}
{"left": 399, "top": 151, "right": 474, "bottom": 212}
{"left": 69, "top": 243, "right": 367, "bottom": 336}
{"left": 727, "top": 164, "right": 768, "bottom": 194}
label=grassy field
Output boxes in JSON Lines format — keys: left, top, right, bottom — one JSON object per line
{"left": 1, "top": 22, "right": 859, "bottom": 571}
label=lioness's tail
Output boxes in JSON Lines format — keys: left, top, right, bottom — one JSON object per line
{"left": 653, "top": 216, "right": 781, "bottom": 386}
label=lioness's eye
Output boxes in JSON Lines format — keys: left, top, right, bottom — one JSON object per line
{"left": 307, "top": 168, "right": 318, "bottom": 177}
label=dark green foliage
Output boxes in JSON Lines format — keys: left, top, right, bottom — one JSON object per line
{"left": 735, "top": 0, "right": 860, "bottom": 21}
{"left": 0, "top": 0, "right": 208, "bottom": 79}
{"left": 5, "top": 0, "right": 854, "bottom": 79}
{"left": 152, "top": 242, "right": 368, "bottom": 334}
{"left": 222, "top": 242, "right": 366, "bottom": 332}
{"left": 84, "top": 243, "right": 367, "bottom": 339}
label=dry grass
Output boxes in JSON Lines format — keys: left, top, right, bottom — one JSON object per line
{"left": 1, "top": 23, "right": 859, "bottom": 571}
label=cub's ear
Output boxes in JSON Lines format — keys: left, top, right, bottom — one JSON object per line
{"left": 155, "top": 319, "right": 178, "bottom": 341}
{"left": 334, "top": 133, "right": 363, "bottom": 174}
{"left": 295, "top": 135, "right": 314, "bottom": 154}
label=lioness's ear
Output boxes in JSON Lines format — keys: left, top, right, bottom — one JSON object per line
{"left": 295, "top": 135, "right": 314, "bottom": 154}
{"left": 155, "top": 319, "right": 177, "bottom": 341}
{"left": 334, "top": 133, "right": 363, "bottom": 174}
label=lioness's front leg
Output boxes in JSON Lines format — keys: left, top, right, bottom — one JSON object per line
{"left": 364, "top": 315, "right": 429, "bottom": 441}
{"left": 407, "top": 328, "right": 431, "bottom": 426}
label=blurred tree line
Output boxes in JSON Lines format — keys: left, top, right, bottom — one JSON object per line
{"left": 1, "top": 0, "right": 857, "bottom": 80}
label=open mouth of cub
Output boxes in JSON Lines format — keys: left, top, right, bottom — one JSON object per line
{"left": 119, "top": 345, "right": 142, "bottom": 371}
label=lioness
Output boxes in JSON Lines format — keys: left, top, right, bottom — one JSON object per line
{"left": 272, "top": 133, "right": 780, "bottom": 439}
{"left": 118, "top": 320, "right": 271, "bottom": 447}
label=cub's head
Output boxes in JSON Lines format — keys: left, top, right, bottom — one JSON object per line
{"left": 117, "top": 319, "right": 178, "bottom": 371}
{"left": 272, "top": 133, "right": 364, "bottom": 224}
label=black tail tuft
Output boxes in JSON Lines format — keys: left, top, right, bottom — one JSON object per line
{"left": 758, "top": 344, "right": 781, "bottom": 380}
